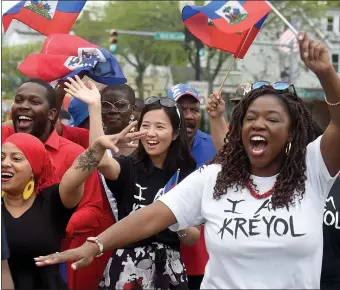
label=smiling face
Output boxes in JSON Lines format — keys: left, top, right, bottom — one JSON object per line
{"left": 140, "top": 108, "right": 176, "bottom": 160}
{"left": 11, "top": 82, "right": 56, "bottom": 141}
{"left": 1, "top": 142, "right": 33, "bottom": 196}
{"left": 241, "top": 94, "right": 292, "bottom": 176}
{"left": 177, "top": 95, "right": 201, "bottom": 143}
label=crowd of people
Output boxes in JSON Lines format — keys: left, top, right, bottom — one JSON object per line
{"left": 1, "top": 32, "right": 339, "bottom": 290}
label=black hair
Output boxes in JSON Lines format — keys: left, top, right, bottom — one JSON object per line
{"left": 132, "top": 99, "right": 196, "bottom": 175}
{"left": 207, "top": 87, "right": 318, "bottom": 209}
{"left": 23, "top": 79, "right": 57, "bottom": 109}
{"left": 312, "top": 120, "right": 324, "bottom": 138}
{"left": 101, "top": 84, "right": 136, "bottom": 105}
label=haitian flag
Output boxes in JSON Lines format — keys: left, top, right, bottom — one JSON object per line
{"left": 18, "top": 34, "right": 127, "bottom": 85}
{"left": 2, "top": 0, "right": 86, "bottom": 36}
{"left": 164, "top": 169, "right": 181, "bottom": 194}
{"left": 182, "top": 1, "right": 272, "bottom": 58}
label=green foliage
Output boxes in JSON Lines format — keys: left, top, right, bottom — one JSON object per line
{"left": 73, "top": 1, "right": 188, "bottom": 98}
{"left": 2, "top": 43, "right": 42, "bottom": 99}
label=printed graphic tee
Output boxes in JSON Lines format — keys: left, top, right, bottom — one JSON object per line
{"left": 159, "top": 136, "right": 338, "bottom": 289}
{"left": 321, "top": 176, "right": 340, "bottom": 289}
{"left": 105, "top": 156, "right": 193, "bottom": 250}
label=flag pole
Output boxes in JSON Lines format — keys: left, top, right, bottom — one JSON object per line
{"left": 218, "top": 27, "right": 253, "bottom": 95}
{"left": 265, "top": 1, "right": 299, "bottom": 36}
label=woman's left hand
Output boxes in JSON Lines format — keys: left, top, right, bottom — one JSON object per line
{"left": 299, "top": 32, "right": 333, "bottom": 76}
{"left": 35, "top": 242, "right": 99, "bottom": 270}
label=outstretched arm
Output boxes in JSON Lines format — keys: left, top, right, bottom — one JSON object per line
{"left": 299, "top": 33, "right": 340, "bottom": 176}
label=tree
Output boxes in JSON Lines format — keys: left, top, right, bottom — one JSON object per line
{"left": 73, "top": 1, "right": 188, "bottom": 99}
{"left": 2, "top": 43, "right": 42, "bottom": 99}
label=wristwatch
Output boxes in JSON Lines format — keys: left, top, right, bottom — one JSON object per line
{"left": 86, "top": 237, "right": 104, "bottom": 257}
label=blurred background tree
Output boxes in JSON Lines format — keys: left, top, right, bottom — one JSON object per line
{"left": 2, "top": 43, "right": 42, "bottom": 100}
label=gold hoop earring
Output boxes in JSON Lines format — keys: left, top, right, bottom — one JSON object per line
{"left": 1, "top": 191, "right": 5, "bottom": 197}
{"left": 23, "top": 179, "right": 35, "bottom": 200}
{"left": 285, "top": 142, "right": 291, "bottom": 155}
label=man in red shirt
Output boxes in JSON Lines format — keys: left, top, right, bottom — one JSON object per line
{"left": 1, "top": 79, "right": 113, "bottom": 290}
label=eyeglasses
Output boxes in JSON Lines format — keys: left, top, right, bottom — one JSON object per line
{"left": 101, "top": 99, "right": 131, "bottom": 113}
{"left": 144, "top": 96, "right": 181, "bottom": 128}
{"left": 251, "top": 81, "right": 297, "bottom": 98}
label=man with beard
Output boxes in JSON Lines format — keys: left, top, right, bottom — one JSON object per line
{"left": 167, "top": 83, "right": 216, "bottom": 289}
{"left": 1, "top": 79, "right": 114, "bottom": 290}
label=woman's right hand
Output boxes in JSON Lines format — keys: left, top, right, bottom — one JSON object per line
{"left": 64, "top": 75, "right": 101, "bottom": 107}
{"left": 35, "top": 241, "right": 99, "bottom": 271}
{"left": 93, "top": 121, "right": 147, "bottom": 154}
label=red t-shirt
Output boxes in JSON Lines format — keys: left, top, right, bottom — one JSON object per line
{"left": 181, "top": 226, "right": 209, "bottom": 276}
{"left": 61, "top": 123, "right": 90, "bottom": 149}
{"left": 1, "top": 126, "right": 114, "bottom": 290}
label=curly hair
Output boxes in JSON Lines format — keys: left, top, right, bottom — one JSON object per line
{"left": 207, "top": 87, "right": 318, "bottom": 209}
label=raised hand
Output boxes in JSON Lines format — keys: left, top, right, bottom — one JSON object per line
{"left": 64, "top": 75, "right": 101, "bottom": 106}
{"left": 299, "top": 32, "right": 333, "bottom": 77}
{"left": 94, "top": 121, "right": 147, "bottom": 154}
{"left": 206, "top": 93, "right": 225, "bottom": 118}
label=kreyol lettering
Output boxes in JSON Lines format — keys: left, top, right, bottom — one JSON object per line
{"left": 218, "top": 199, "right": 306, "bottom": 239}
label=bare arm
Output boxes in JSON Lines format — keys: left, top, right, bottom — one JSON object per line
{"left": 177, "top": 226, "right": 201, "bottom": 246}
{"left": 2, "top": 260, "right": 14, "bottom": 289}
{"left": 64, "top": 76, "right": 122, "bottom": 180}
{"left": 299, "top": 33, "right": 340, "bottom": 176}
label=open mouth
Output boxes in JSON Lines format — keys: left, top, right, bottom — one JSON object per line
{"left": 1, "top": 172, "right": 14, "bottom": 182}
{"left": 17, "top": 115, "right": 33, "bottom": 129}
{"left": 146, "top": 140, "right": 159, "bottom": 148}
{"left": 250, "top": 135, "right": 268, "bottom": 156}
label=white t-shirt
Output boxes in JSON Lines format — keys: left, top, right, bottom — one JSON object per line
{"left": 159, "top": 136, "right": 338, "bottom": 289}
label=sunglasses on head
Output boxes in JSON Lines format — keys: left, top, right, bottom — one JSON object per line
{"left": 144, "top": 96, "right": 181, "bottom": 128}
{"left": 251, "top": 81, "right": 297, "bottom": 98}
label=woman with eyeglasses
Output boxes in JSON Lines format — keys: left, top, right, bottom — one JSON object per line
{"left": 36, "top": 76, "right": 200, "bottom": 289}
{"left": 36, "top": 33, "right": 340, "bottom": 288}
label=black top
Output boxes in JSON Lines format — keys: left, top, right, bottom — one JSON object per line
{"left": 105, "top": 156, "right": 194, "bottom": 250}
{"left": 321, "top": 177, "right": 340, "bottom": 290}
{"left": 1, "top": 215, "right": 10, "bottom": 260}
{"left": 2, "top": 184, "right": 75, "bottom": 289}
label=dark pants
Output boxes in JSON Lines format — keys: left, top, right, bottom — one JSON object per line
{"left": 188, "top": 275, "right": 203, "bottom": 290}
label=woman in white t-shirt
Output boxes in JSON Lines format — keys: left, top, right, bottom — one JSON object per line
{"left": 35, "top": 33, "right": 340, "bottom": 289}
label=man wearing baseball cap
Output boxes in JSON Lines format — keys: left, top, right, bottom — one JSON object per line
{"left": 167, "top": 83, "right": 216, "bottom": 289}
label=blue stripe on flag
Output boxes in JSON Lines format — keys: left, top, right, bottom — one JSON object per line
{"left": 56, "top": 0, "right": 87, "bottom": 13}
{"left": 3, "top": 1, "right": 25, "bottom": 15}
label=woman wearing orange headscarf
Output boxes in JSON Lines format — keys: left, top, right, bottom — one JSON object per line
{"left": 1, "top": 133, "right": 83, "bottom": 289}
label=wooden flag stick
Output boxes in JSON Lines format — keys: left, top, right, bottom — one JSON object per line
{"left": 218, "top": 58, "right": 237, "bottom": 95}
{"left": 217, "top": 27, "right": 253, "bottom": 95}
{"left": 265, "top": 1, "right": 299, "bottom": 36}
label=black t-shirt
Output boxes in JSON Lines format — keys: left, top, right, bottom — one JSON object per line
{"left": 321, "top": 177, "right": 340, "bottom": 290}
{"left": 1, "top": 215, "right": 10, "bottom": 260}
{"left": 2, "top": 184, "right": 75, "bottom": 289}
{"left": 105, "top": 156, "right": 194, "bottom": 250}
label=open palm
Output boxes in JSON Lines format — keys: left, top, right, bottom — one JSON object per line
{"left": 64, "top": 75, "right": 101, "bottom": 106}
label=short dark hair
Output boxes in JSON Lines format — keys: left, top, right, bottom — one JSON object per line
{"left": 23, "top": 79, "right": 57, "bottom": 109}
{"left": 101, "top": 84, "right": 136, "bottom": 104}
{"left": 133, "top": 100, "right": 196, "bottom": 175}
{"left": 135, "top": 98, "right": 145, "bottom": 112}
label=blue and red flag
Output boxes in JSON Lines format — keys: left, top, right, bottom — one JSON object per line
{"left": 18, "top": 34, "right": 127, "bottom": 85}
{"left": 2, "top": 0, "right": 86, "bottom": 36}
{"left": 164, "top": 169, "right": 181, "bottom": 194}
{"left": 182, "top": 1, "right": 272, "bottom": 58}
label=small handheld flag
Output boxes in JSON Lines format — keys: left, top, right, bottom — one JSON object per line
{"left": 164, "top": 169, "right": 181, "bottom": 195}
{"left": 182, "top": 1, "right": 272, "bottom": 59}
{"left": 2, "top": 1, "right": 87, "bottom": 36}
{"left": 18, "top": 34, "right": 127, "bottom": 85}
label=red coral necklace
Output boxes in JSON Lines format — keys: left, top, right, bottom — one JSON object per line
{"left": 245, "top": 180, "right": 276, "bottom": 199}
